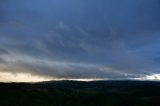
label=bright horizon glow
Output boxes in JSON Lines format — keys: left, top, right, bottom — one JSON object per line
{"left": 0, "top": 72, "right": 53, "bottom": 82}
{"left": 1, "top": 71, "right": 160, "bottom": 82}
{"left": 133, "top": 74, "right": 160, "bottom": 81}
{"left": 0, "top": 72, "right": 105, "bottom": 82}
{"left": 59, "top": 78, "right": 106, "bottom": 81}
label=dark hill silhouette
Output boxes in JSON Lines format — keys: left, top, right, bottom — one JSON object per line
{"left": 0, "top": 80, "right": 160, "bottom": 106}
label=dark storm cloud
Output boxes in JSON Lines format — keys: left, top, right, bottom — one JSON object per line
{"left": 0, "top": 48, "right": 8, "bottom": 55}
{"left": 5, "top": 56, "right": 139, "bottom": 79}
{"left": 0, "top": 0, "right": 160, "bottom": 79}
{"left": 0, "top": 58, "right": 6, "bottom": 64}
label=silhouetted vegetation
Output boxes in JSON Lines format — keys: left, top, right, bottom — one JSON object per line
{"left": 0, "top": 80, "right": 160, "bottom": 106}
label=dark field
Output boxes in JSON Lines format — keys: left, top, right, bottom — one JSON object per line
{"left": 0, "top": 80, "right": 160, "bottom": 106}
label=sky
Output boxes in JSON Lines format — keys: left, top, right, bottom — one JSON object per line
{"left": 0, "top": 0, "right": 160, "bottom": 82}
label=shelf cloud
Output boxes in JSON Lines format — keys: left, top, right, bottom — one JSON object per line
{"left": 0, "top": 0, "right": 160, "bottom": 81}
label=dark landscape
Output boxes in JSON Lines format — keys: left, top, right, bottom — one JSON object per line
{"left": 0, "top": 80, "right": 160, "bottom": 106}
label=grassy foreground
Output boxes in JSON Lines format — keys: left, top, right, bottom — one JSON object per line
{"left": 0, "top": 80, "right": 160, "bottom": 106}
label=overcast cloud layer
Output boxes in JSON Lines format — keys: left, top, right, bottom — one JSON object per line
{"left": 0, "top": 0, "right": 160, "bottom": 80}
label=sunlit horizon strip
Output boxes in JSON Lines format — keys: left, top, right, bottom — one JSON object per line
{"left": 131, "top": 74, "right": 160, "bottom": 81}
{"left": 0, "top": 72, "right": 106, "bottom": 82}
{"left": 0, "top": 71, "right": 160, "bottom": 82}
